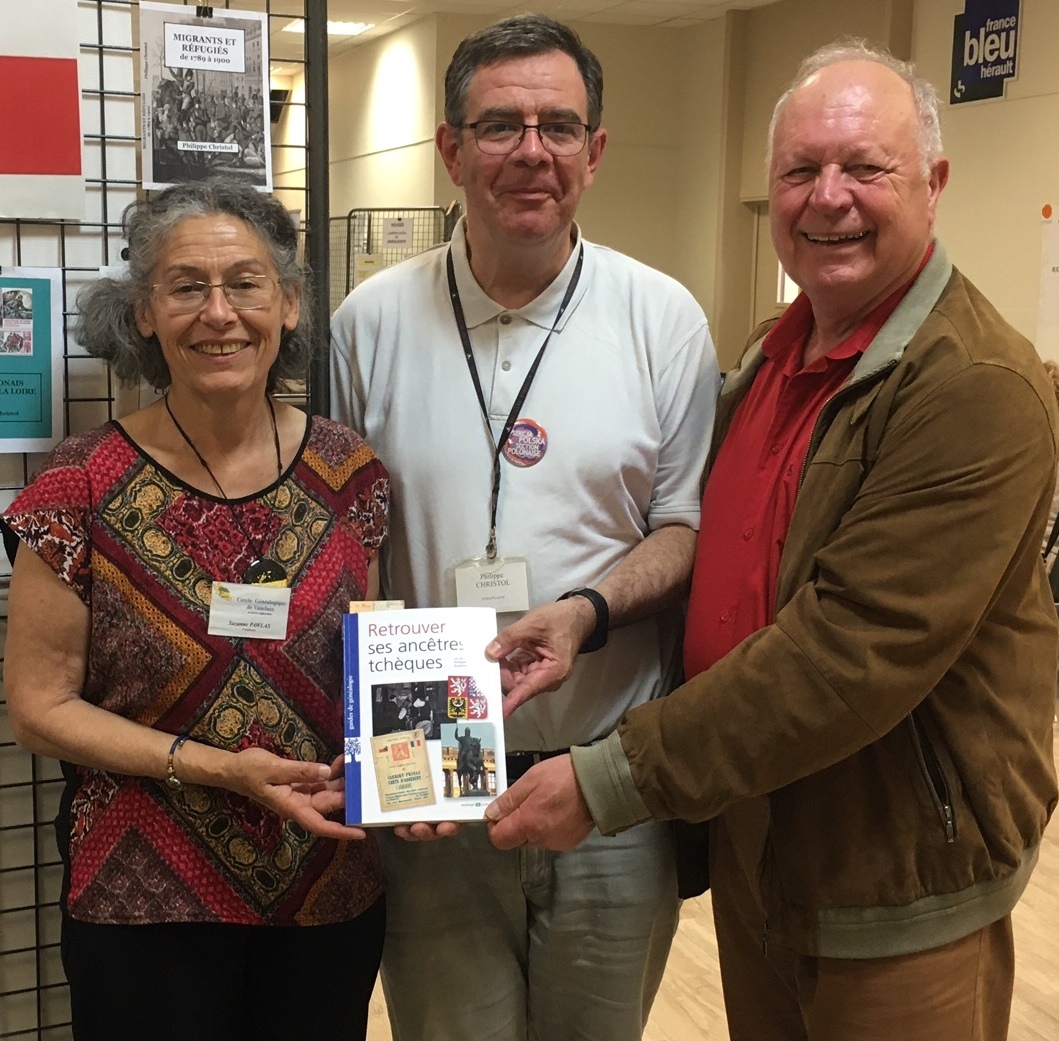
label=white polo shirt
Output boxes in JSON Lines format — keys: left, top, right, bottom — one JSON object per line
{"left": 331, "top": 221, "right": 720, "bottom": 750}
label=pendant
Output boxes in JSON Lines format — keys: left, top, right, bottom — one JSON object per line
{"left": 244, "top": 557, "right": 287, "bottom": 585}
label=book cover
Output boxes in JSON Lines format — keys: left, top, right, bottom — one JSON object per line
{"left": 343, "top": 606, "right": 507, "bottom": 825}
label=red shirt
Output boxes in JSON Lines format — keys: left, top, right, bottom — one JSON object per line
{"left": 684, "top": 261, "right": 930, "bottom": 681}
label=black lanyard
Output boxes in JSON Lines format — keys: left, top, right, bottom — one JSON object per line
{"left": 446, "top": 244, "right": 584, "bottom": 560}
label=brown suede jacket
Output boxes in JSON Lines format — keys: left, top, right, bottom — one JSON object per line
{"left": 573, "top": 242, "right": 1059, "bottom": 958}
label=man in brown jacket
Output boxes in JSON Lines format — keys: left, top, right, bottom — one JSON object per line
{"left": 486, "top": 40, "right": 1058, "bottom": 1041}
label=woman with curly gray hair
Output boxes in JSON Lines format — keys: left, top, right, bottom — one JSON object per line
{"left": 2, "top": 176, "right": 388, "bottom": 1041}
{"left": 78, "top": 176, "right": 314, "bottom": 390}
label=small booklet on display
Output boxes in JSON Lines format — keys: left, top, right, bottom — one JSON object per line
{"left": 343, "top": 605, "right": 507, "bottom": 825}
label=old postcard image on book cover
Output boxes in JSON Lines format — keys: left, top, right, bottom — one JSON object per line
{"left": 343, "top": 606, "right": 507, "bottom": 825}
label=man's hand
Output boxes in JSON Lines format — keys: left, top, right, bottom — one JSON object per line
{"left": 486, "top": 598, "right": 595, "bottom": 718}
{"left": 485, "top": 755, "right": 594, "bottom": 851}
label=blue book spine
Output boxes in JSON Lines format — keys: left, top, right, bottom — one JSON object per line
{"left": 342, "top": 613, "right": 363, "bottom": 824}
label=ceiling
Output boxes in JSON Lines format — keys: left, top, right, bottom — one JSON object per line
{"left": 264, "top": 0, "right": 784, "bottom": 65}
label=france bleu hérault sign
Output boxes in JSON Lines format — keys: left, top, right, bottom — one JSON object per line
{"left": 951, "top": 0, "right": 1019, "bottom": 104}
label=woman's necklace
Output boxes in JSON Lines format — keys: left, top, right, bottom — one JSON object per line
{"left": 163, "top": 393, "right": 287, "bottom": 585}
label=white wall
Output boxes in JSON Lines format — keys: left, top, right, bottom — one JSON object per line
{"left": 328, "top": 18, "right": 439, "bottom": 213}
{"left": 561, "top": 22, "right": 687, "bottom": 276}
{"left": 671, "top": 19, "right": 729, "bottom": 324}
{"left": 913, "top": 0, "right": 1058, "bottom": 352}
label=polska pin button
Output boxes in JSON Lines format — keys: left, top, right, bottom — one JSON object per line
{"left": 503, "top": 419, "right": 548, "bottom": 467}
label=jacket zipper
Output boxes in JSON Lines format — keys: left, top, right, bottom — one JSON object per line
{"left": 909, "top": 715, "right": 957, "bottom": 843}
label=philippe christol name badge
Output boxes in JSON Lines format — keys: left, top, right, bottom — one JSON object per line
{"left": 454, "top": 556, "right": 530, "bottom": 612}
{"left": 208, "top": 581, "right": 292, "bottom": 639}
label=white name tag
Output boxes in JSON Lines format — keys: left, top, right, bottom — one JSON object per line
{"left": 454, "top": 556, "right": 530, "bottom": 612}
{"left": 208, "top": 581, "right": 292, "bottom": 640}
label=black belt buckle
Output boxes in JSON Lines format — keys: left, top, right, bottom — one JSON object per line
{"left": 505, "top": 749, "right": 569, "bottom": 784}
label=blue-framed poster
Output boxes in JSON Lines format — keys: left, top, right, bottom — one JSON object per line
{"left": 0, "top": 267, "right": 63, "bottom": 451}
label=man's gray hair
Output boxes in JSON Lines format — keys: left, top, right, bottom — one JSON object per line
{"left": 75, "top": 176, "right": 313, "bottom": 392}
{"left": 767, "top": 39, "right": 943, "bottom": 176}
{"left": 444, "top": 14, "right": 603, "bottom": 129}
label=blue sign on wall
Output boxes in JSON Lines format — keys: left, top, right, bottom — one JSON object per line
{"left": 950, "top": 0, "right": 1020, "bottom": 104}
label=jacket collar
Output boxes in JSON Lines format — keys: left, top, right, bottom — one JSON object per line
{"left": 723, "top": 239, "right": 954, "bottom": 401}
{"left": 848, "top": 240, "right": 953, "bottom": 382}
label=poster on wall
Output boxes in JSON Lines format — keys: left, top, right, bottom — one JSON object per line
{"left": 139, "top": 2, "right": 272, "bottom": 191}
{"left": 0, "top": 268, "right": 64, "bottom": 453}
{"left": 950, "top": 0, "right": 1020, "bottom": 105}
{"left": 1037, "top": 205, "right": 1059, "bottom": 362}
{"left": 0, "top": 0, "right": 85, "bottom": 219}
{"left": 353, "top": 255, "right": 387, "bottom": 288}
{"left": 382, "top": 217, "right": 414, "bottom": 249}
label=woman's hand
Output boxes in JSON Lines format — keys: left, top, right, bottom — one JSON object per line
{"left": 304, "top": 753, "right": 354, "bottom": 818}
{"left": 226, "top": 747, "right": 368, "bottom": 841}
{"left": 303, "top": 755, "right": 464, "bottom": 840}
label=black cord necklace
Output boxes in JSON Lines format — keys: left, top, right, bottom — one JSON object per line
{"left": 164, "top": 393, "right": 287, "bottom": 585}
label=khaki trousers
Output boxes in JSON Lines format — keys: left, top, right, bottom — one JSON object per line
{"left": 710, "top": 812, "right": 1015, "bottom": 1041}
{"left": 378, "top": 820, "right": 680, "bottom": 1041}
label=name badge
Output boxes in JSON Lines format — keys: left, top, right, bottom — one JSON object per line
{"left": 208, "top": 581, "right": 292, "bottom": 640}
{"left": 454, "top": 556, "right": 530, "bottom": 612}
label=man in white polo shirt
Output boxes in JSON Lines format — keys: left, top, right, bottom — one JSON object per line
{"left": 330, "top": 14, "right": 719, "bottom": 1041}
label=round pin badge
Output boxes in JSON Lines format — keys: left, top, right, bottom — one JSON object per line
{"left": 503, "top": 419, "right": 548, "bottom": 467}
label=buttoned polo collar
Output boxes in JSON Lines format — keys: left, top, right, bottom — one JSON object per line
{"left": 446, "top": 217, "right": 589, "bottom": 332}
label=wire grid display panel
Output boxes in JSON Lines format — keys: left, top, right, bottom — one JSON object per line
{"left": 0, "top": 3, "right": 308, "bottom": 1038}
{"left": 328, "top": 206, "right": 448, "bottom": 314}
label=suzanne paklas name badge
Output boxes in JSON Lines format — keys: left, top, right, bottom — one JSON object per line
{"left": 208, "top": 581, "right": 292, "bottom": 639}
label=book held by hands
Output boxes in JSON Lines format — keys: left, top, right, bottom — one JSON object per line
{"left": 343, "top": 606, "right": 507, "bottom": 825}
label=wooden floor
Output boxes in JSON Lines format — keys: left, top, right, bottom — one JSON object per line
{"left": 368, "top": 719, "right": 1059, "bottom": 1040}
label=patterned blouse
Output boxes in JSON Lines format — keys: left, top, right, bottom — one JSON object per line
{"left": 4, "top": 417, "right": 388, "bottom": 926}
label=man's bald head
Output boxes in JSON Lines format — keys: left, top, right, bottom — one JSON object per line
{"left": 767, "top": 40, "right": 942, "bottom": 178}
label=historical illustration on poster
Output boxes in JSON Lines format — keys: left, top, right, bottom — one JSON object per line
{"left": 139, "top": 2, "right": 272, "bottom": 190}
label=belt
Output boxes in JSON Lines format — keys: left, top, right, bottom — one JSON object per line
{"left": 505, "top": 749, "right": 570, "bottom": 784}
